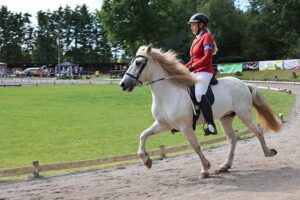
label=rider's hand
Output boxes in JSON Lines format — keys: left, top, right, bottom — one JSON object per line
{"left": 188, "top": 66, "right": 195, "bottom": 72}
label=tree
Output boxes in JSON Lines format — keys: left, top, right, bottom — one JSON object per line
{"left": 198, "top": 0, "right": 247, "bottom": 63}
{"left": 158, "top": 0, "right": 199, "bottom": 62}
{"left": 244, "top": 0, "right": 300, "bottom": 60}
{"left": 100, "top": 0, "right": 174, "bottom": 56}
{"left": 32, "top": 5, "right": 112, "bottom": 63}
{"left": 64, "top": 5, "right": 112, "bottom": 63}
{"left": 0, "top": 6, "right": 33, "bottom": 63}
{"left": 31, "top": 10, "right": 57, "bottom": 63}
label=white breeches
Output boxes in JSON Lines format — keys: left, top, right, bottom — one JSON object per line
{"left": 193, "top": 72, "right": 213, "bottom": 102}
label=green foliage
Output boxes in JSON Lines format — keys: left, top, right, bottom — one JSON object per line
{"left": 0, "top": 6, "right": 33, "bottom": 63}
{"left": 244, "top": 0, "right": 300, "bottom": 60}
{"left": 1, "top": 5, "right": 112, "bottom": 64}
{"left": 100, "top": 0, "right": 176, "bottom": 56}
{"left": 199, "top": 0, "right": 247, "bottom": 63}
{"left": 0, "top": 84, "right": 295, "bottom": 169}
{"left": 1, "top": 1, "right": 300, "bottom": 64}
{"left": 31, "top": 10, "right": 57, "bottom": 63}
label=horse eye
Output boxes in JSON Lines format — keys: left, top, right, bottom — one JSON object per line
{"left": 136, "top": 60, "right": 141, "bottom": 65}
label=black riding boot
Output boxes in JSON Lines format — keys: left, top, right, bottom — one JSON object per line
{"left": 199, "top": 95, "right": 217, "bottom": 136}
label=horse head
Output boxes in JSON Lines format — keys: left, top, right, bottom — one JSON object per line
{"left": 120, "top": 44, "right": 153, "bottom": 92}
{"left": 120, "top": 44, "right": 201, "bottom": 92}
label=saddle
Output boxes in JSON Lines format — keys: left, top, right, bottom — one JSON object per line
{"left": 171, "top": 75, "right": 218, "bottom": 134}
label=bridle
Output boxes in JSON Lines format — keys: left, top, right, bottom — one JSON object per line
{"left": 125, "top": 54, "right": 172, "bottom": 87}
{"left": 125, "top": 55, "right": 148, "bottom": 86}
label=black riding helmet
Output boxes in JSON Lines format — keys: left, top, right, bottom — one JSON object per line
{"left": 188, "top": 13, "right": 209, "bottom": 25}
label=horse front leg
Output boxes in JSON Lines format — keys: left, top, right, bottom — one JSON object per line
{"left": 138, "top": 121, "right": 169, "bottom": 168}
{"left": 181, "top": 126, "right": 210, "bottom": 178}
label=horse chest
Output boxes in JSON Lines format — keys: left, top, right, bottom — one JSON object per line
{"left": 151, "top": 98, "right": 192, "bottom": 126}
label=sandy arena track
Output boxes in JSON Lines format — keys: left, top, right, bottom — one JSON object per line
{"left": 1, "top": 82, "right": 300, "bottom": 200}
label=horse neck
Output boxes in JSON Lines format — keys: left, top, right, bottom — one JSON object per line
{"left": 148, "top": 63, "right": 186, "bottom": 103}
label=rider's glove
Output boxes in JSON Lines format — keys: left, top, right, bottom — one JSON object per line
{"left": 188, "top": 66, "right": 195, "bottom": 72}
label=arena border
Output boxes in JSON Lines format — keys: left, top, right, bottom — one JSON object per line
{"left": 0, "top": 83, "right": 290, "bottom": 178}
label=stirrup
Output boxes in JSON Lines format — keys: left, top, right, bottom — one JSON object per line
{"left": 171, "top": 128, "right": 179, "bottom": 134}
{"left": 203, "top": 124, "right": 217, "bottom": 136}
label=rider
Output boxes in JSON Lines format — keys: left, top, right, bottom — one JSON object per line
{"left": 186, "top": 13, "right": 218, "bottom": 135}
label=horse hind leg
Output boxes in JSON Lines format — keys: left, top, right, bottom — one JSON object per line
{"left": 236, "top": 110, "right": 277, "bottom": 157}
{"left": 217, "top": 114, "right": 237, "bottom": 173}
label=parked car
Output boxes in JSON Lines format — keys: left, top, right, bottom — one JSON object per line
{"left": 22, "top": 68, "right": 41, "bottom": 77}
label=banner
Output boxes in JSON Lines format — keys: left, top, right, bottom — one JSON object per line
{"left": 283, "top": 59, "right": 299, "bottom": 70}
{"left": 217, "top": 63, "right": 243, "bottom": 74}
{"left": 243, "top": 62, "right": 259, "bottom": 70}
{"left": 259, "top": 60, "right": 283, "bottom": 71}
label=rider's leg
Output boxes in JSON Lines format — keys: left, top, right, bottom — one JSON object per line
{"left": 194, "top": 72, "right": 217, "bottom": 135}
{"left": 199, "top": 94, "right": 217, "bottom": 135}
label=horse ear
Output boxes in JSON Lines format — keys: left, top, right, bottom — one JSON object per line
{"left": 146, "top": 44, "right": 152, "bottom": 54}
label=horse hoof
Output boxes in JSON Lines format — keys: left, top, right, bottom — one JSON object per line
{"left": 216, "top": 166, "right": 229, "bottom": 174}
{"left": 200, "top": 172, "right": 209, "bottom": 179}
{"left": 144, "top": 158, "right": 152, "bottom": 168}
{"left": 271, "top": 149, "right": 277, "bottom": 156}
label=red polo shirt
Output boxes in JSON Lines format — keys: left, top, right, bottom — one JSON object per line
{"left": 185, "top": 30, "right": 215, "bottom": 74}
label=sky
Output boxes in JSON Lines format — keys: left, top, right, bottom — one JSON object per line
{"left": 0, "top": 0, "right": 103, "bottom": 24}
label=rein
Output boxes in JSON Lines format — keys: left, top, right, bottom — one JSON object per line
{"left": 125, "top": 54, "right": 173, "bottom": 87}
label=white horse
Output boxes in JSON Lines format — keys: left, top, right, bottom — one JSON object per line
{"left": 120, "top": 44, "right": 282, "bottom": 178}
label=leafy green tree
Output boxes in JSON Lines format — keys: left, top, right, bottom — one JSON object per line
{"left": 159, "top": 0, "right": 199, "bottom": 62}
{"left": 32, "top": 5, "right": 112, "bottom": 63}
{"left": 198, "top": 0, "right": 247, "bottom": 63}
{"left": 31, "top": 10, "right": 57, "bottom": 63}
{"left": 63, "top": 5, "right": 112, "bottom": 63}
{"left": 0, "top": 6, "right": 33, "bottom": 63}
{"left": 100, "top": 0, "right": 174, "bottom": 56}
{"left": 244, "top": 0, "right": 300, "bottom": 60}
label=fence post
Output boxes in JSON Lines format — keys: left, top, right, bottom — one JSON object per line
{"left": 32, "top": 161, "right": 40, "bottom": 178}
{"left": 160, "top": 145, "right": 166, "bottom": 159}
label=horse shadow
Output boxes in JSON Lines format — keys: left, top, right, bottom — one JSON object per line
{"left": 208, "top": 166, "right": 300, "bottom": 193}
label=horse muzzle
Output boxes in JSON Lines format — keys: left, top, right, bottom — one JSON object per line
{"left": 119, "top": 78, "right": 137, "bottom": 92}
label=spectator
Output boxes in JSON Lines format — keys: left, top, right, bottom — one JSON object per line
{"left": 74, "top": 66, "right": 79, "bottom": 75}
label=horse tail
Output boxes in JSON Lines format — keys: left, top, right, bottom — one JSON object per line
{"left": 247, "top": 84, "right": 282, "bottom": 132}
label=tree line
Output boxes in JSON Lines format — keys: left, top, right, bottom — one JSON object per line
{"left": 0, "top": 0, "right": 299, "bottom": 65}
{"left": 0, "top": 4, "right": 112, "bottom": 64}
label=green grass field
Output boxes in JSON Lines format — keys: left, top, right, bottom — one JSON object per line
{"left": 0, "top": 84, "right": 295, "bottom": 170}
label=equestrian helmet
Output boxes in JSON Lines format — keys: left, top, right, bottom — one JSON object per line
{"left": 188, "top": 13, "right": 209, "bottom": 25}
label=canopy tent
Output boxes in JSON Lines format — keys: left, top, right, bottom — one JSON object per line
{"left": 60, "top": 62, "right": 76, "bottom": 67}
{"left": 55, "top": 62, "right": 76, "bottom": 76}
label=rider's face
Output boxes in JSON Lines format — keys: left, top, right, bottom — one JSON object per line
{"left": 190, "top": 22, "right": 204, "bottom": 35}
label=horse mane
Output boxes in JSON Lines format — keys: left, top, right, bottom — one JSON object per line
{"left": 137, "top": 46, "right": 203, "bottom": 86}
